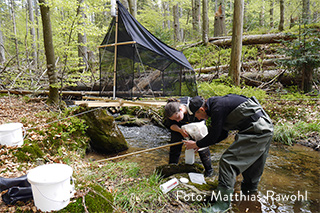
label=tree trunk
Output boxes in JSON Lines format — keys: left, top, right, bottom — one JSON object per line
{"left": 243, "top": 0, "right": 248, "bottom": 30}
{"left": 10, "top": 0, "right": 20, "bottom": 67}
{"left": 77, "top": 0, "right": 88, "bottom": 71}
{"left": 162, "top": 2, "right": 170, "bottom": 29}
{"left": 302, "top": 63, "right": 313, "bottom": 93}
{"left": 27, "top": 0, "right": 37, "bottom": 68}
{"left": 0, "top": 22, "right": 5, "bottom": 64}
{"left": 270, "top": 0, "right": 274, "bottom": 28}
{"left": 173, "top": 4, "right": 181, "bottom": 44}
{"left": 259, "top": 0, "right": 265, "bottom": 26}
{"left": 278, "top": 0, "right": 284, "bottom": 31}
{"left": 313, "top": 2, "right": 318, "bottom": 22}
{"left": 202, "top": 0, "right": 209, "bottom": 44}
{"left": 229, "top": 0, "right": 244, "bottom": 86}
{"left": 302, "top": 0, "right": 310, "bottom": 24}
{"left": 38, "top": 0, "right": 59, "bottom": 106}
{"left": 192, "top": 0, "right": 201, "bottom": 34}
{"left": 128, "top": 0, "right": 137, "bottom": 18}
{"left": 214, "top": 3, "right": 227, "bottom": 37}
{"left": 120, "top": 0, "right": 129, "bottom": 10}
{"left": 35, "top": 0, "right": 41, "bottom": 68}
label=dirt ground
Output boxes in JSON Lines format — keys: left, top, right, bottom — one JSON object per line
{"left": 0, "top": 95, "right": 319, "bottom": 212}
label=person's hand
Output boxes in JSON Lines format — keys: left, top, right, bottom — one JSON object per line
{"left": 183, "top": 140, "right": 199, "bottom": 151}
{"left": 180, "top": 129, "right": 189, "bottom": 138}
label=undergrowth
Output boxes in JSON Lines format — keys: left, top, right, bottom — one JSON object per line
{"left": 15, "top": 106, "right": 89, "bottom": 162}
{"left": 273, "top": 121, "right": 320, "bottom": 146}
{"left": 197, "top": 81, "right": 320, "bottom": 146}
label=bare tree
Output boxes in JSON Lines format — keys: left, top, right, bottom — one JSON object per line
{"left": 34, "top": 0, "right": 41, "bottom": 68}
{"left": 128, "top": 0, "right": 137, "bottom": 18}
{"left": 173, "top": 4, "right": 181, "bottom": 44}
{"left": 27, "top": 0, "right": 37, "bottom": 67}
{"left": 38, "top": 0, "right": 59, "bottom": 105}
{"left": 202, "top": 0, "right": 209, "bottom": 44}
{"left": 162, "top": 2, "right": 171, "bottom": 29}
{"left": 229, "top": 0, "right": 244, "bottom": 86}
{"left": 312, "top": 2, "right": 318, "bottom": 22}
{"left": 77, "top": 0, "right": 88, "bottom": 71}
{"left": 302, "top": 0, "right": 310, "bottom": 24}
{"left": 214, "top": 2, "right": 227, "bottom": 37}
{"left": 270, "top": 0, "right": 274, "bottom": 27}
{"left": 10, "top": 0, "right": 20, "bottom": 67}
{"left": 259, "top": 0, "right": 265, "bottom": 26}
{"left": 0, "top": 22, "right": 5, "bottom": 64}
{"left": 192, "top": 0, "right": 201, "bottom": 34}
{"left": 279, "top": 0, "right": 284, "bottom": 31}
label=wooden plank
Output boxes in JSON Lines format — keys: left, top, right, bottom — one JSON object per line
{"left": 74, "top": 100, "right": 166, "bottom": 108}
{"left": 97, "top": 41, "right": 136, "bottom": 48}
{"left": 81, "top": 96, "right": 167, "bottom": 107}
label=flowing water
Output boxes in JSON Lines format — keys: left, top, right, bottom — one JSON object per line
{"left": 87, "top": 124, "right": 320, "bottom": 212}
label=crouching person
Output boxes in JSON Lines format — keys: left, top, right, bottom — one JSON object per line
{"left": 184, "top": 94, "right": 273, "bottom": 212}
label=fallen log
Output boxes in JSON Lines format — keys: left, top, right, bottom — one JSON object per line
{"left": 132, "top": 70, "right": 161, "bottom": 92}
{"left": 194, "top": 58, "right": 288, "bottom": 74}
{"left": 180, "top": 33, "right": 296, "bottom": 49}
{"left": 212, "top": 33, "right": 296, "bottom": 47}
{"left": 196, "top": 69, "right": 299, "bottom": 87}
{"left": 0, "top": 89, "right": 163, "bottom": 97}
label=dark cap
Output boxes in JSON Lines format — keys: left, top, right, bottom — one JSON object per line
{"left": 187, "top": 96, "right": 204, "bottom": 115}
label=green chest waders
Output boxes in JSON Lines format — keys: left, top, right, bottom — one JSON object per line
{"left": 220, "top": 96, "right": 274, "bottom": 190}
{"left": 202, "top": 97, "right": 273, "bottom": 213}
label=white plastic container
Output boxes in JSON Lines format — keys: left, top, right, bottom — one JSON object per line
{"left": 160, "top": 177, "right": 179, "bottom": 193}
{"left": 185, "top": 149, "right": 195, "bottom": 165}
{"left": 27, "top": 164, "right": 74, "bottom": 212}
{"left": 0, "top": 123, "right": 25, "bottom": 146}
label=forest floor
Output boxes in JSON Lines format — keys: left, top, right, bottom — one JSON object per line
{"left": 0, "top": 95, "right": 319, "bottom": 212}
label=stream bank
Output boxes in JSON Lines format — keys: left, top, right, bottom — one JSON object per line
{"left": 87, "top": 124, "right": 320, "bottom": 212}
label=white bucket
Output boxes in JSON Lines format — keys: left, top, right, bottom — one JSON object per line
{"left": 27, "top": 164, "right": 74, "bottom": 212}
{"left": 0, "top": 123, "right": 25, "bottom": 146}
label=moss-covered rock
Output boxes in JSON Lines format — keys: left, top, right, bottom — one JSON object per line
{"left": 59, "top": 184, "right": 113, "bottom": 213}
{"left": 82, "top": 108, "right": 128, "bottom": 154}
{"left": 85, "top": 184, "right": 114, "bottom": 212}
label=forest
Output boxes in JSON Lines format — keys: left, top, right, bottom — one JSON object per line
{"left": 0, "top": 0, "right": 319, "bottom": 212}
{"left": 0, "top": 0, "right": 319, "bottom": 102}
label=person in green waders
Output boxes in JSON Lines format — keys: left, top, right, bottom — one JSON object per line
{"left": 164, "top": 97, "right": 214, "bottom": 177}
{"left": 184, "top": 95, "right": 273, "bottom": 213}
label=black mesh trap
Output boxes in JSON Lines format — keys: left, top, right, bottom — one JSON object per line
{"left": 99, "top": 1, "right": 198, "bottom": 98}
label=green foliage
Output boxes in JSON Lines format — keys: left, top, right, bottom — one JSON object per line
{"left": 25, "top": 106, "right": 88, "bottom": 156}
{"left": 278, "top": 24, "right": 320, "bottom": 93}
{"left": 114, "top": 171, "right": 167, "bottom": 212}
{"left": 184, "top": 44, "right": 261, "bottom": 69}
{"left": 84, "top": 184, "right": 114, "bottom": 213}
{"left": 184, "top": 45, "right": 231, "bottom": 69}
{"left": 197, "top": 79, "right": 267, "bottom": 100}
{"left": 14, "top": 144, "right": 44, "bottom": 162}
{"left": 58, "top": 184, "right": 113, "bottom": 213}
{"left": 273, "top": 121, "right": 320, "bottom": 146}
{"left": 270, "top": 87, "right": 319, "bottom": 100}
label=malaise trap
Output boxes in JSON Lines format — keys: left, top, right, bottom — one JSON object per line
{"left": 99, "top": 0, "right": 198, "bottom": 99}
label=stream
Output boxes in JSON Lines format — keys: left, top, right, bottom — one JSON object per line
{"left": 87, "top": 124, "right": 320, "bottom": 212}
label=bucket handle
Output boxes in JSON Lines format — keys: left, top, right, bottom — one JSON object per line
{"left": 33, "top": 177, "right": 75, "bottom": 203}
